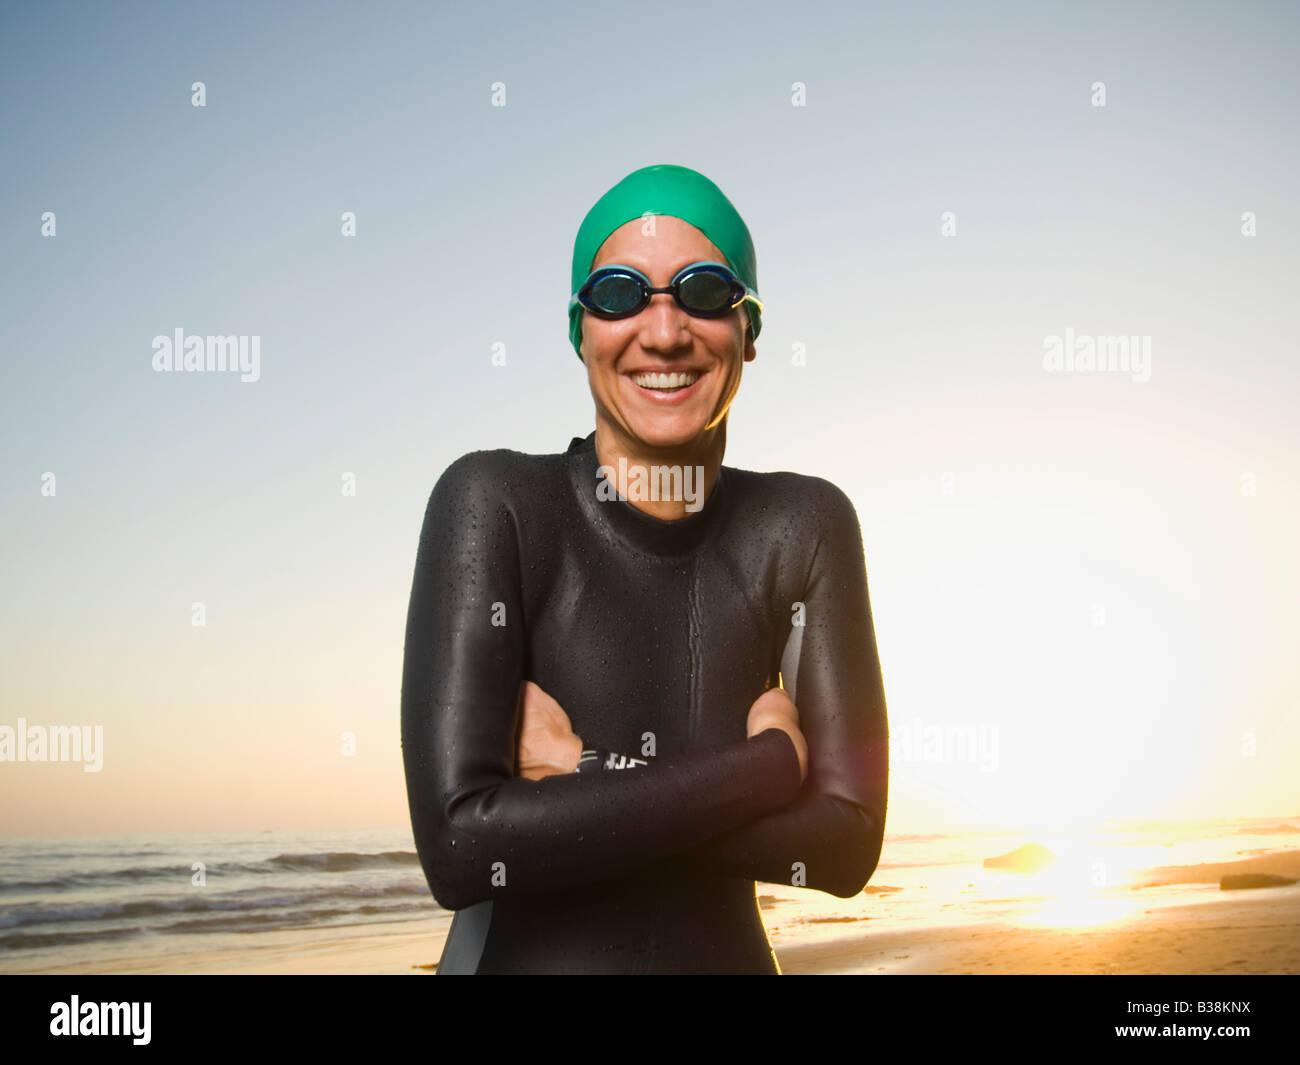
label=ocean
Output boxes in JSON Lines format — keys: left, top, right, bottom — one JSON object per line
{"left": 2, "top": 817, "right": 1296, "bottom": 972}
{"left": 0, "top": 827, "right": 439, "bottom": 971}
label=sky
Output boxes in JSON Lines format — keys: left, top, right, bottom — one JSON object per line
{"left": 1, "top": 0, "right": 1297, "bottom": 837}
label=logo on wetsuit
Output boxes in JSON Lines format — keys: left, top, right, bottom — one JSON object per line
{"left": 577, "top": 748, "right": 649, "bottom": 773}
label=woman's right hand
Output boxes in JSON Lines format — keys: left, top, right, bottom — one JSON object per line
{"left": 516, "top": 680, "right": 583, "bottom": 780}
{"left": 746, "top": 687, "right": 808, "bottom": 783}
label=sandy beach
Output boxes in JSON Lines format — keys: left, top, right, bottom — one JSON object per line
{"left": 774, "top": 888, "right": 1300, "bottom": 975}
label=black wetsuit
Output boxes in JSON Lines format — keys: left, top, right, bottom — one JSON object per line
{"left": 400, "top": 430, "right": 889, "bottom": 974}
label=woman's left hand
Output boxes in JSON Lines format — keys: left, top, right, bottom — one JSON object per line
{"left": 515, "top": 680, "right": 583, "bottom": 779}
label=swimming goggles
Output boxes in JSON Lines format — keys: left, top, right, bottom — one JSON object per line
{"left": 570, "top": 260, "right": 763, "bottom": 323}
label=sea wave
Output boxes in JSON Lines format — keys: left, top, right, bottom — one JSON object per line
{"left": 267, "top": 851, "right": 421, "bottom": 872}
{"left": 0, "top": 850, "right": 423, "bottom": 896}
{"left": 156, "top": 900, "right": 432, "bottom": 935}
{"left": 0, "top": 882, "right": 433, "bottom": 937}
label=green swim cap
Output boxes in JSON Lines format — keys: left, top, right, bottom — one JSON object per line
{"left": 568, "top": 163, "right": 762, "bottom": 361}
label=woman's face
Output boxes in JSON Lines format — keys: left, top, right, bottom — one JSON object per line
{"left": 581, "top": 214, "right": 757, "bottom": 452}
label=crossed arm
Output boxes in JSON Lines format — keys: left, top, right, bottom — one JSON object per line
{"left": 515, "top": 636, "right": 886, "bottom": 899}
{"left": 401, "top": 454, "right": 887, "bottom": 910}
{"left": 516, "top": 680, "right": 808, "bottom": 781}
{"left": 512, "top": 479, "right": 889, "bottom": 898}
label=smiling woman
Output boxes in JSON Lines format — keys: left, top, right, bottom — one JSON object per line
{"left": 579, "top": 218, "right": 753, "bottom": 485}
{"left": 400, "top": 163, "right": 889, "bottom": 974}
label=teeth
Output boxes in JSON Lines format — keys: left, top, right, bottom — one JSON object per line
{"left": 631, "top": 371, "right": 700, "bottom": 390}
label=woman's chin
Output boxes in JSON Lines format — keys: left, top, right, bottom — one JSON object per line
{"left": 622, "top": 412, "right": 714, "bottom": 451}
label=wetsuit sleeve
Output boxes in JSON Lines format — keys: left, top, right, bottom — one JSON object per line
{"left": 400, "top": 453, "right": 804, "bottom": 912}
{"left": 677, "top": 479, "right": 889, "bottom": 898}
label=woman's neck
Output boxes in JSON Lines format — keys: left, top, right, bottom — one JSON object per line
{"left": 593, "top": 420, "right": 726, "bottom": 521}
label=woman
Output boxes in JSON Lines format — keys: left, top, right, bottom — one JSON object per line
{"left": 400, "top": 164, "right": 889, "bottom": 974}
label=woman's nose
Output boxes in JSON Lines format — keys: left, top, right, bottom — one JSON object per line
{"left": 637, "top": 292, "right": 692, "bottom": 350}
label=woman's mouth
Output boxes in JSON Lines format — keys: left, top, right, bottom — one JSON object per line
{"left": 627, "top": 370, "right": 704, "bottom": 402}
